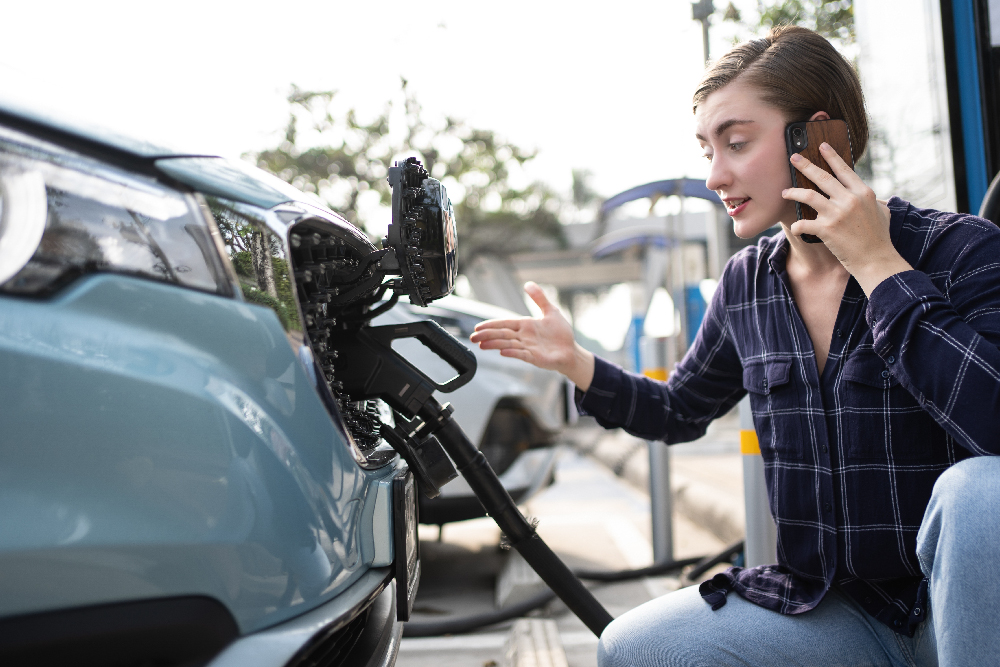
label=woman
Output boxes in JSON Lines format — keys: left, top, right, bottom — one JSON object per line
{"left": 471, "top": 26, "right": 1000, "bottom": 666}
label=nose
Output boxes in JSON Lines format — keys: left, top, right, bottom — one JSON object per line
{"left": 705, "top": 153, "right": 730, "bottom": 195}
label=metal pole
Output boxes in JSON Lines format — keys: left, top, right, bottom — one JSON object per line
{"left": 642, "top": 334, "right": 673, "bottom": 564}
{"left": 649, "top": 439, "right": 674, "bottom": 562}
{"left": 739, "top": 396, "right": 777, "bottom": 566}
{"left": 701, "top": 19, "right": 710, "bottom": 63}
{"left": 674, "top": 197, "right": 689, "bottom": 360}
{"left": 692, "top": 0, "right": 714, "bottom": 63}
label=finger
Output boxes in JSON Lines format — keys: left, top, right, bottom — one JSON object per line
{"left": 524, "top": 281, "right": 554, "bottom": 315}
{"left": 474, "top": 318, "right": 525, "bottom": 332}
{"left": 790, "top": 152, "right": 844, "bottom": 196}
{"left": 788, "top": 217, "right": 821, "bottom": 239}
{"left": 470, "top": 327, "right": 521, "bottom": 343}
{"left": 818, "top": 143, "right": 864, "bottom": 190}
{"left": 782, "top": 186, "right": 829, "bottom": 211}
{"left": 499, "top": 348, "right": 532, "bottom": 362}
{"left": 478, "top": 338, "right": 525, "bottom": 351}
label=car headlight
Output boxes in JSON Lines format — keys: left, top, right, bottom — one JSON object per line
{"left": 0, "top": 141, "right": 235, "bottom": 298}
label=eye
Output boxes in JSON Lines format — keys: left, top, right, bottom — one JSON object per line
{"left": 729, "top": 141, "right": 747, "bottom": 152}
{"left": 703, "top": 152, "right": 714, "bottom": 163}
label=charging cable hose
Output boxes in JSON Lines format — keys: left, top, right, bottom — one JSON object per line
{"left": 418, "top": 400, "right": 614, "bottom": 637}
{"left": 402, "top": 540, "right": 744, "bottom": 638}
{"left": 412, "top": 399, "right": 746, "bottom": 639}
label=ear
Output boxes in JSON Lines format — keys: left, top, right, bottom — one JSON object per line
{"left": 808, "top": 110, "right": 831, "bottom": 121}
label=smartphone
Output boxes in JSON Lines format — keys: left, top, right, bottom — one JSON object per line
{"left": 785, "top": 119, "right": 854, "bottom": 243}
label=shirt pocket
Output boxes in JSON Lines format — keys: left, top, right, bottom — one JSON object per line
{"left": 842, "top": 351, "right": 933, "bottom": 459}
{"left": 744, "top": 359, "right": 806, "bottom": 460}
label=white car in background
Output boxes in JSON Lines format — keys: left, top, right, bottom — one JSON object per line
{"left": 375, "top": 295, "right": 571, "bottom": 525}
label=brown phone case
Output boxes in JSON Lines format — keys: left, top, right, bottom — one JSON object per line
{"left": 785, "top": 119, "right": 854, "bottom": 242}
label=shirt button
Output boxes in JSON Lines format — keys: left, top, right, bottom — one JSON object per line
{"left": 835, "top": 329, "right": 842, "bottom": 337}
{"left": 762, "top": 378, "right": 768, "bottom": 390}
{"left": 881, "top": 370, "right": 890, "bottom": 379}
{"left": 894, "top": 619, "right": 901, "bottom": 628}
{"left": 824, "top": 502, "right": 832, "bottom": 512}
{"left": 913, "top": 607, "right": 922, "bottom": 616}
{"left": 822, "top": 444, "right": 829, "bottom": 453}
{"left": 887, "top": 355, "right": 895, "bottom": 364}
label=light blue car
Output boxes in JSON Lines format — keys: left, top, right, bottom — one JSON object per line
{"left": 0, "top": 103, "right": 437, "bottom": 666}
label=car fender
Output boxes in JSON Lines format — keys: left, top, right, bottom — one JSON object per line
{"left": 0, "top": 274, "right": 394, "bottom": 633}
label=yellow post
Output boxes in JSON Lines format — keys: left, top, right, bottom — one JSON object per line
{"left": 740, "top": 396, "right": 777, "bottom": 566}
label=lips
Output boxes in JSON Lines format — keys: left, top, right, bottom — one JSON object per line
{"left": 726, "top": 197, "right": 750, "bottom": 216}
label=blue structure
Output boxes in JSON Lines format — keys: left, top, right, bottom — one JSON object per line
{"left": 599, "top": 178, "right": 723, "bottom": 219}
{"left": 596, "top": 178, "right": 723, "bottom": 367}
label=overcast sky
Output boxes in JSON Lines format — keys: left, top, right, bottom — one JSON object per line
{"left": 1, "top": 0, "right": 744, "bottom": 350}
{"left": 0, "top": 0, "right": 723, "bottom": 204}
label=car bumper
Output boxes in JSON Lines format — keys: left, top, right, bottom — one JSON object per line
{"left": 208, "top": 567, "right": 401, "bottom": 667}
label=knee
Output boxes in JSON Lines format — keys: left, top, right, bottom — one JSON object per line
{"left": 918, "top": 457, "right": 1000, "bottom": 572}
{"left": 597, "top": 607, "right": 685, "bottom": 667}
{"left": 928, "top": 457, "right": 1000, "bottom": 518}
{"left": 597, "top": 617, "right": 696, "bottom": 667}
{"left": 596, "top": 616, "right": 636, "bottom": 667}
{"left": 597, "top": 587, "right": 726, "bottom": 667}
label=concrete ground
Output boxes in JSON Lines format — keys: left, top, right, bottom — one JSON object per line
{"left": 397, "top": 413, "right": 743, "bottom": 667}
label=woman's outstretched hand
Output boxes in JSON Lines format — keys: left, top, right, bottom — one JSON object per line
{"left": 470, "top": 281, "right": 596, "bottom": 391}
{"left": 783, "top": 142, "right": 912, "bottom": 296}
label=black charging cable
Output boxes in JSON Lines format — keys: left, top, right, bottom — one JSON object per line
{"left": 402, "top": 541, "right": 745, "bottom": 637}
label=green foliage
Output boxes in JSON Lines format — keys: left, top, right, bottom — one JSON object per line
{"left": 231, "top": 250, "right": 253, "bottom": 278}
{"left": 215, "top": 205, "right": 301, "bottom": 332}
{"left": 271, "top": 256, "right": 300, "bottom": 330}
{"left": 249, "top": 81, "right": 567, "bottom": 267}
{"left": 241, "top": 282, "right": 295, "bottom": 331}
{"left": 723, "top": 0, "right": 854, "bottom": 46}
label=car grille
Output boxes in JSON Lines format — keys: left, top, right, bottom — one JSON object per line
{"left": 285, "top": 605, "right": 371, "bottom": 667}
{"left": 289, "top": 222, "right": 386, "bottom": 456}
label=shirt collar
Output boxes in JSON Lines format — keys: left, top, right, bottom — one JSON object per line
{"left": 766, "top": 229, "right": 790, "bottom": 275}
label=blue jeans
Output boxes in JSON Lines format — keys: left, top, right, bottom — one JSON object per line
{"left": 598, "top": 457, "right": 1000, "bottom": 667}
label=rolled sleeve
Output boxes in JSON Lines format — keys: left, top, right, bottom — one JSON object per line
{"left": 866, "top": 270, "right": 937, "bottom": 358}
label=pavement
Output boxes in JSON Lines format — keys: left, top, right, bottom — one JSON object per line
{"left": 396, "top": 412, "right": 744, "bottom": 667}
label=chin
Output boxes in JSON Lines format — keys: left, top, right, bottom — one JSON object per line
{"left": 732, "top": 216, "right": 772, "bottom": 239}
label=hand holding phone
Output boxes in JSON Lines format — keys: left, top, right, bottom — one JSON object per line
{"left": 785, "top": 119, "right": 855, "bottom": 243}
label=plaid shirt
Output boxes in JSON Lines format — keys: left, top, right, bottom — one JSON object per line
{"left": 578, "top": 197, "right": 1000, "bottom": 636}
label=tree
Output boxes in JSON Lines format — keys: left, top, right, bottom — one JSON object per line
{"left": 249, "top": 82, "right": 566, "bottom": 268}
{"left": 721, "top": 0, "right": 854, "bottom": 46}
{"left": 214, "top": 206, "right": 298, "bottom": 330}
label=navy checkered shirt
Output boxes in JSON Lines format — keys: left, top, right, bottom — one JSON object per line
{"left": 577, "top": 197, "right": 1000, "bottom": 636}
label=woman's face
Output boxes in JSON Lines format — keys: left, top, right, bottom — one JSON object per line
{"left": 695, "top": 80, "right": 798, "bottom": 238}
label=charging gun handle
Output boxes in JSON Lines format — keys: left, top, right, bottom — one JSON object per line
{"left": 417, "top": 400, "right": 614, "bottom": 638}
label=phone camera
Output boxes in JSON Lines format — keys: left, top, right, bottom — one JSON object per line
{"left": 792, "top": 126, "right": 805, "bottom": 148}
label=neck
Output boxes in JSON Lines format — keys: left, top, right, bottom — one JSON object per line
{"left": 781, "top": 223, "right": 847, "bottom": 276}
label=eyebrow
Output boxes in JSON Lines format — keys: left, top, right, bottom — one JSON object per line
{"left": 695, "top": 119, "right": 755, "bottom": 141}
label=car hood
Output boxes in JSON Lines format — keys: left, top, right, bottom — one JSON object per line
{"left": 155, "top": 156, "right": 323, "bottom": 210}
{"left": 0, "top": 95, "right": 200, "bottom": 159}
{"left": 0, "top": 97, "right": 321, "bottom": 211}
